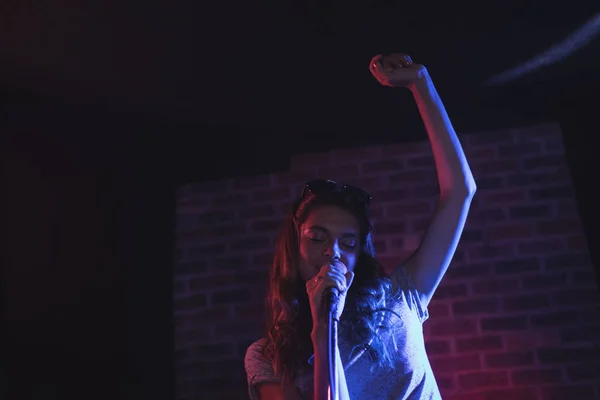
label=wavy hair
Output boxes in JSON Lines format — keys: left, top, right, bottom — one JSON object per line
{"left": 261, "top": 189, "right": 402, "bottom": 384}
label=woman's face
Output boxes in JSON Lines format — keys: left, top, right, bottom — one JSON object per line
{"left": 297, "top": 205, "right": 361, "bottom": 282}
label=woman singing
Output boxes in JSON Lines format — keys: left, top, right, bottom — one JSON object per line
{"left": 244, "top": 53, "right": 477, "bottom": 399}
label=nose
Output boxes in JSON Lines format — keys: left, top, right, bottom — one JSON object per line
{"left": 323, "top": 240, "right": 341, "bottom": 261}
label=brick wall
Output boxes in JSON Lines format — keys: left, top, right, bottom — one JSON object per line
{"left": 173, "top": 122, "right": 600, "bottom": 400}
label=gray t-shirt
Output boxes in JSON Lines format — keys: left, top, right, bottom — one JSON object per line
{"left": 244, "top": 266, "right": 442, "bottom": 399}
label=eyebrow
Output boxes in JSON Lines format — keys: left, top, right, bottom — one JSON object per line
{"left": 306, "top": 225, "right": 359, "bottom": 239}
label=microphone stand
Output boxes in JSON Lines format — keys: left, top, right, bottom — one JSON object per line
{"left": 327, "top": 294, "right": 339, "bottom": 400}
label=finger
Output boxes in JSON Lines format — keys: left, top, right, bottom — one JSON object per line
{"left": 328, "top": 275, "right": 348, "bottom": 292}
{"left": 306, "top": 273, "right": 326, "bottom": 293}
{"left": 384, "top": 53, "right": 413, "bottom": 69}
{"left": 381, "top": 54, "right": 398, "bottom": 71}
{"left": 325, "top": 270, "right": 347, "bottom": 284}
{"left": 330, "top": 262, "right": 347, "bottom": 275}
{"left": 319, "top": 264, "right": 332, "bottom": 273}
{"left": 369, "top": 54, "right": 383, "bottom": 73}
{"left": 315, "top": 275, "right": 347, "bottom": 294}
{"left": 382, "top": 57, "right": 395, "bottom": 72}
{"left": 345, "top": 270, "right": 355, "bottom": 288}
{"left": 383, "top": 57, "right": 400, "bottom": 71}
{"left": 387, "top": 53, "right": 410, "bottom": 62}
{"left": 321, "top": 270, "right": 346, "bottom": 284}
{"left": 319, "top": 262, "right": 346, "bottom": 276}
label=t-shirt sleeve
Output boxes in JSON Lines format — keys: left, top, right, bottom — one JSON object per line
{"left": 390, "top": 265, "right": 429, "bottom": 324}
{"left": 244, "top": 338, "right": 281, "bottom": 399}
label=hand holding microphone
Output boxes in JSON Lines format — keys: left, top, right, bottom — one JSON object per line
{"left": 306, "top": 260, "right": 355, "bottom": 328}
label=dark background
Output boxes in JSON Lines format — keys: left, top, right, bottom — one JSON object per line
{"left": 1, "top": 1, "right": 599, "bottom": 398}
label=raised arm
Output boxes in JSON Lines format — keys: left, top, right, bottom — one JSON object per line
{"left": 370, "top": 54, "right": 477, "bottom": 307}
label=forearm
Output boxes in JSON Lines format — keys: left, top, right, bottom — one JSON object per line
{"left": 312, "top": 328, "right": 351, "bottom": 400}
{"left": 410, "top": 73, "right": 476, "bottom": 197}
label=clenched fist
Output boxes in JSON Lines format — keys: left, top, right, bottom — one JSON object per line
{"left": 369, "top": 53, "right": 428, "bottom": 89}
{"left": 305, "top": 260, "right": 354, "bottom": 328}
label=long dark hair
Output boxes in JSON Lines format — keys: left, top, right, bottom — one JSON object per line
{"left": 262, "top": 184, "right": 402, "bottom": 384}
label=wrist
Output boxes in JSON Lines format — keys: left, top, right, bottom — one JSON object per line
{"left": 409, "top": 69, "right": 433, "bottom": 94}
{"left": 311, "top": 325, "right": 328, "bottom": 344}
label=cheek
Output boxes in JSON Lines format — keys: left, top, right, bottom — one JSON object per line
{"left": 299, "top": 241, "right": 320, "bottom": 263}
{"left": 345, "top": 252, "right": 359, "bottom": 271}
{"left": 298, "top": 242, "right": 321, "bottom": 281}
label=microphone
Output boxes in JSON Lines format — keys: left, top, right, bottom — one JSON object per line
{"left": 323, "top": 260, "right": 347, "bottom": 315}
{"left": 323, "top": 260, "right": 346, "bottom": 400}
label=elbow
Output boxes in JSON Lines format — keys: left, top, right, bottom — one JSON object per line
{"left": 461, "top": 170, "right": 477, "bottom": 198}
{"left": 442, "top": 178, "right": 476, "bottom": 201}
{"left": 466, "top": 178, "right": 477, "bottom": 197}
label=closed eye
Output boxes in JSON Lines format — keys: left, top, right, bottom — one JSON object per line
{"left": 309, "top": 237, "right": 357, "bottom": 249}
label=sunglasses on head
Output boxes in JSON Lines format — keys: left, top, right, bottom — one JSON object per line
{"left": 299, "top": 180, "right": 372, "bottom": 207}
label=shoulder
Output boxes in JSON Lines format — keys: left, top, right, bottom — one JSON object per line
{"left": 244, "top": 338, "right": 284, "bottom": 399}
{"left": 246, "top": 337, "right": 267, "bottom": 351}
{"left": 245, "top": 338, "right": 268, "bottom": 365}
{"left": 244, "top": 337, "right": 273, "bottom": 377}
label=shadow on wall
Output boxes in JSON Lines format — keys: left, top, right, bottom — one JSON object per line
{"left": 2, "top": 131, "right": 129, "bottom": 398}
{"left": 172, "top": 122, "right": 600, "bottom": 400}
